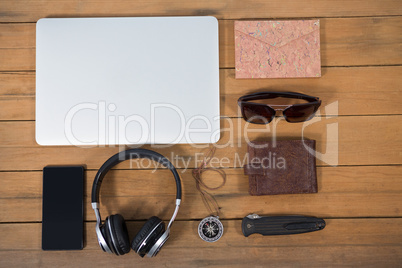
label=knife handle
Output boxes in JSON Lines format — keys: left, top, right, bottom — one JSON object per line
{"left": 242, "top": 215, "right": 326, "bottom": 237}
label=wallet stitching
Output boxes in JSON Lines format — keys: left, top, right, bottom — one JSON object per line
{"left": 235, "top": 29, "right": 319, "bottom": 49}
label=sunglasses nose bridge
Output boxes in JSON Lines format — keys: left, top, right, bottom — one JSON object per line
{"left": 271, "top": 105, "right": 291, "bottom": 116}
{"left": 273, "top": 109, "right": 284, "bottom": 117}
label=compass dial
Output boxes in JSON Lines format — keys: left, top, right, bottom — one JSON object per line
{"left": 198, "top": 216, "right": 223, "bottom": 242}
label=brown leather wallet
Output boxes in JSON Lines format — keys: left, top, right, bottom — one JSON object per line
{"left": 244, "top": 140, "right": 318, "bottom": 195}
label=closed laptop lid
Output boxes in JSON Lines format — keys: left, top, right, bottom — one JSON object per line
{"left": 36, "top": 16, "right": 220, "bottom": 145}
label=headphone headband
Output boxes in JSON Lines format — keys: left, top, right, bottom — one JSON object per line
{"left": 91, "top": 148, "right": 182, "bottom": 204}
{"left": 92, "top": 149, "right": 182, "bottom": 257}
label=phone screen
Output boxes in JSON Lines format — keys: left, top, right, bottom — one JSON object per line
{"left": 42, "top": 166, "right": 84, "bottom": 250}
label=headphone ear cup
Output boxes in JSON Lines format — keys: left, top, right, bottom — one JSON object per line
{"left": 108, "top": 214, "right": 131, "bottom": 255}
{"left": 100, "top": 220, "right": 114, "bottom": 253}
{"left": 131, "top": 216, "right": 165, "bottom": 257}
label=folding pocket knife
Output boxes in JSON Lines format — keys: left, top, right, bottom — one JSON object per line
{"left": 242, "top": 214, "right": 326, "bottom": 237}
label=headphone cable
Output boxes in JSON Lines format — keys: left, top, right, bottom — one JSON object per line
{"left": 192, "top": 146, "right": 226, "bottom": 217}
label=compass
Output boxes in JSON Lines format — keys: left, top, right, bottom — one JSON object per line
{"left": 198, "top": 216, "right": 224, "bottom": 242}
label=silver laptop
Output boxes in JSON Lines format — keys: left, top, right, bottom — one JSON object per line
{"left": 36, "top": 17, "right": 220, "bottom": 145}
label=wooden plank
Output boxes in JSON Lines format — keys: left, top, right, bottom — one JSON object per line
{"left": 1, "top": 0, "right": 401, "bottom": 22}
{"left": 0, "top": 96, "right": 34, "bottom": 120}
{"left": 0, "top": 115, "right": 401, "bottom": 169}
{"left": 0, "top": 24, "right": 35, "bottom": 48}
{"left": 0, "top": 2, "right": 401, "bottom": 267}
{"left": 2, "top": 192, "right": 401, "bottom": 222}
{"left": 2, "top": 219, "right": 402, "bottom": 249}
{"left": 0, "top": 48, "right": 35, "bottom": 71}
{"left": 2, "top": 166, "right": 402, "bottom": 198}
{"left": 1, "top": 66, "right": 401, "bottom": 120}
{"left": 0, "top": 71, "right": 34, "bottom": 120}
{"left": 1, "top": 166, "right": 401, "bottom": 222}
{"left": 1, "top": 17, "right": 401, "bottom": 71}
{"left": 222, "top": 67, "right": 402, "bottom": 117}
{"left": 1, "top": 246, "right": 401, "bottom": 267}
{"left": 322, "top": 16, "right": 402, "bottom": 67}
{"left": 1, "top": 220, "right": 401, "bottom": 266}
{"left": 0, "top": 71, "right": 35, "bottom": 96}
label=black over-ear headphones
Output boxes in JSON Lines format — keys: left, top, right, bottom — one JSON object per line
{"left": 91, "top": 149, "right": 182, "bottom": 257}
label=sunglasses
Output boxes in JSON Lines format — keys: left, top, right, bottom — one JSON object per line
{"left": 238, "top": 92, "right": 321, "bottom": 124}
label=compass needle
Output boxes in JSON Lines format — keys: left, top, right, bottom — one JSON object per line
{"left": 198, "top": 216, "right": 224, "bottom": 242}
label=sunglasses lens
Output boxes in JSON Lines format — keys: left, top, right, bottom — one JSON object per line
{"left": 241, "top": 103, "right": 274, "bottom": 124}
{"left": 283, "top": 104, "right": 319, "bottom": 122}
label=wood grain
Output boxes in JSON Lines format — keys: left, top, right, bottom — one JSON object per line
{"left": 1, "top": 0, "right": 401, "bottom": 265}
{"left": 0, "top": 219, "right": 402, "bottom": 250}
{"left": 222, "top": 67, "right": 402, "bottom": 117}
{"left": 1, "top": 246, "right": 401, "bottom": 267}
{"left": 0, "top": 115, "right": 401, "bottom": 169}
{"left": 1, "top": 166, "right": 401, "bottom": 222}
{"left": 0, "top": 220, "right": 401, "bottom": 267}
{"left": 1, "top": 66, "right": 401, "bottom": 120}
{"left": 0, "top": 48, "right": 35, "bottom": 71}
{"left": 0, "top": 96, "right": 34, "bottom": 120}
{"left": 0, "top": 71, "right": 35, "bottom": 96}
{"left": 1, "top": 0, "right": 401, "bottom": 22}
{"left": 2, "top": 166, "right": 401, "bottom": 198}
{"left": 1, "top": 17, "right": 401, "bottom": 71}
{"left": 2, "top": 192, "right": 401, "bottom": 222}
{"left": 3, "top": 219, "right": 402, "bottom": 250}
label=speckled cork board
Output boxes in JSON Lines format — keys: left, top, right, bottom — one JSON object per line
{"left": 235, "top": 20, "right": 321, "bottom": 79}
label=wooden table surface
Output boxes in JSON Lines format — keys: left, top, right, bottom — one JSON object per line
{"left": 1, "top": 1, "right": 401, "bottom": 267}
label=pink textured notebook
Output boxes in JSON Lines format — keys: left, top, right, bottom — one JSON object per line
{"left": 235, "top": 20, "right": 321, "bottom": 79}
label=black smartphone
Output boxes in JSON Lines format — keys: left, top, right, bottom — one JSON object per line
{"left": 42, "top": 166, "right": 84, "bottom": 250}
